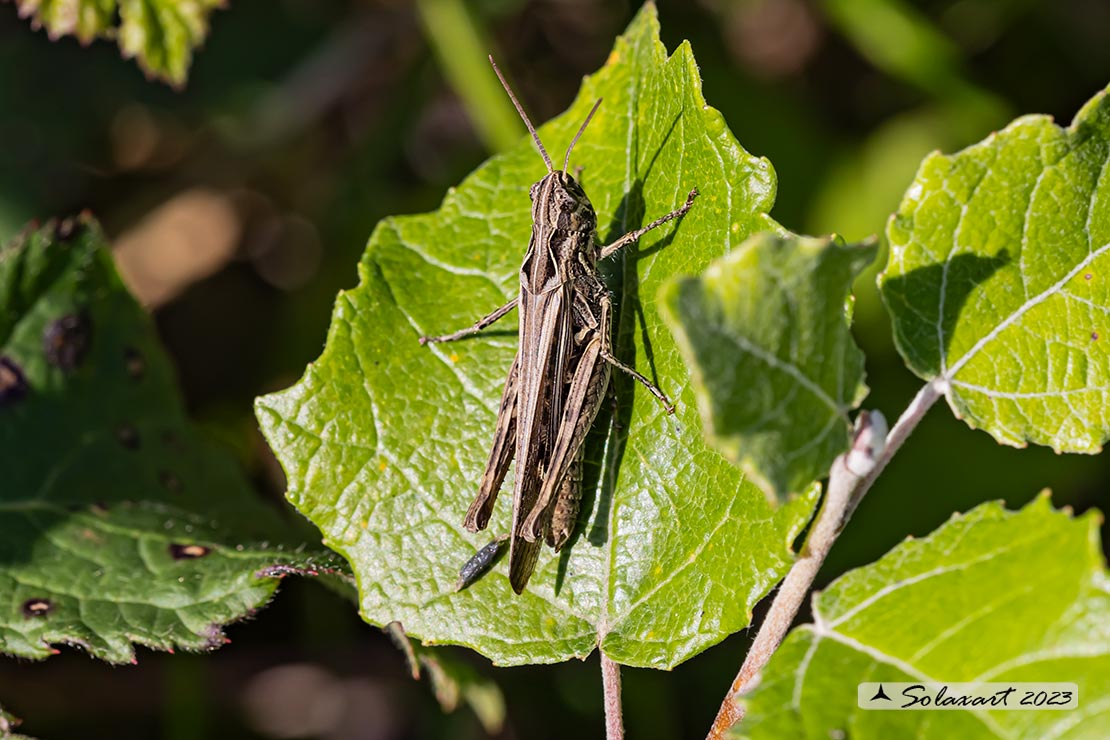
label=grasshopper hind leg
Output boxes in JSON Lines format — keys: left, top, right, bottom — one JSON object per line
{"left": 462, "top": 355, "right": 519, "bottom": 532}
{"left": 546, "top": 451, "right": 584, "bottom": 551}
{"left": 508, "top": 536, "right": 542, "bottom": 594}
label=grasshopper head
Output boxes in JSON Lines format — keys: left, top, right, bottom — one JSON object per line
{"left": 529, "top": 171, "right": 597, "bottom": 238}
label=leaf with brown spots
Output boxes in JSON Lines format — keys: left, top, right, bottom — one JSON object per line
{"left": 0, "top": 217, "right": 347, "bottom": 663}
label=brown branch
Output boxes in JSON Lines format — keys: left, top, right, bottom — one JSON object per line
{"left": 706, "top": 381, "right": 944, "bottom": 739}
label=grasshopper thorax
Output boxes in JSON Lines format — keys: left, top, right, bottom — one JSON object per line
{"left": 530, "top": 170, "right": 597, "bottom": 239}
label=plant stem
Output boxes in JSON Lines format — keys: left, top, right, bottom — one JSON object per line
{"left": 601, "top": 652, "right": 625, "bottom": 740}
{"left": 414, "top": 0, "right": 524, "bottom": 154}
{"left": 705, "top": 380, "right": 944, "bottom": 739}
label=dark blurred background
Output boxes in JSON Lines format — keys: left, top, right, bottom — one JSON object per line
{"left": 2, "top": 0, "right": 1109, "bottom": 737}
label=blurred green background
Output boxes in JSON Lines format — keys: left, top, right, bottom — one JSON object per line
{"left": 2, "top": 0, "right": 1109, "bottom": 737}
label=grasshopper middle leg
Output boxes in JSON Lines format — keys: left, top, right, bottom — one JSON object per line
{"left": 419, "top": 297, "right": 518, "bottom": 344}
{"left": 598, "top": 188, "right": 698, "bottom": 260}
{"left": 596, "top": 294, "right": 675, "bottom": 414}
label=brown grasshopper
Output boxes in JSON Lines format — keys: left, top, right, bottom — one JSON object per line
{"left": 421, "top": 57, "right": 697, "bottom": 593}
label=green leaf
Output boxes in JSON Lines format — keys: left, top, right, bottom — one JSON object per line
{"left": 10, "top": 0, "right": 223, "bottom": 86}
{"left": 736, "top": 494, "right": 1110, "bottom": 739}
{"left": 660, "top": 233, "right": 877, "bottom": 499}
{"left": 882, "top": 84, "right": 1110, "bottom": 453}
{"left": 0, "top": 217, "right": 343, "bottom": 663}
{"left": 257, "top": 3, "right": 818, "bottom": 669}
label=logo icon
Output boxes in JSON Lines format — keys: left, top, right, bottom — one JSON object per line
{"left": 870, "top": 684, "right": 892, "bottom": 702}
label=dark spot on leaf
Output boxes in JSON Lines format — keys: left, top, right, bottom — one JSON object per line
{"left": 116, "top": 425, "right": 140, "bottom": 449}
{"left": 1093, "top": 331, "right": 1100, "bottom": 341}
{"left": 1085, "top": 273, "right": 1093, "bottom": 280}
{"left": 169, "top": 543, "right": 211, "bottom": 560}
{"left": 159, "top": 470, "right": 182, "bottom": 493}
{"left": 43, "top": 312, "right": 92, "bottom": 371}
{"left": 0, "top": 356, "right": 29, "bottom": 405}
{"left": 22, "top": 599, "right": 53, "bottom": 618}
{"left": 124, "top": 347, "right": 146, "bottom": 380}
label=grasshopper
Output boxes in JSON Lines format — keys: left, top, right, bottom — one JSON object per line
{"left": 421, "top": 57, "right": 697, "bottom": 593}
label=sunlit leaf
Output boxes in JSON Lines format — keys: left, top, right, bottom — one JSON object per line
{"left": 257, "top": 4, "right": 818, "bottom": 669}
{"left": 737, "top": 494, "right": 1110, "bottom": 739}
{"left": 883, "top": 84, "right": 1110, "bottom": 453}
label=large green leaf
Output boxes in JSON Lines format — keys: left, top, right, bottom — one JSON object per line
{"left": 736, "top": 494, "right": 1110, "bottom": 739}
{"left": 0, "top": 217, "right": 342, "bottom": 663}
{"left": 256, "top": 4, "right": 818, "bottom": 669}
{"left": 661, "top": 233, "right": 877, "bottom": 500}
{"left": 9, "top": 0, "right": 222, "bottom": 86}
{"left": 882, "top": 84, "right": 1110, "bottom": 453}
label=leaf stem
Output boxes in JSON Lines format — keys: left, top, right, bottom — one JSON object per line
{"left": 705, "top": 380, "right": 944, "bottom": 739}
{"left": 601, "top": 652, "right": 625, "bottom": 740}
{"left": 414, "top": 0, "right": 524, "bottom": 153}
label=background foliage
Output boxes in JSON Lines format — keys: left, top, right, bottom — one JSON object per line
{"left": 1, "top": 0, "right": 1109, "bottom": 738}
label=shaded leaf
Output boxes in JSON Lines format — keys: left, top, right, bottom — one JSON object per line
{"left": 257, "top": 4, "right": 818, "bottom": 669}
{"left": 736, "top": 494, "right": 1110, "bottom": 739}
{"left": 386, "top": 622, "right": 506, "bottom": 735}
{"left": 0, "top": 217, "right": 343, "bottom": 663}
{"left": 661, "top": 233, "right": 877, "bottom": 499}
{"left": 9, "top": 0, "right": 223, "bottom": 86}
{"left": 882, "top": 84, "right": 1110, "bottom": 453}
{"left": 420, "top": 653, "right": 505, "bottom": 735}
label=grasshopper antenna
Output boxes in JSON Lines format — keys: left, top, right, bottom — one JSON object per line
{"left": 563, "top": 98, "right": 602, "bottom": 173}
{"left": 489, "top": 55, "right": 553, "bottom": 173}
